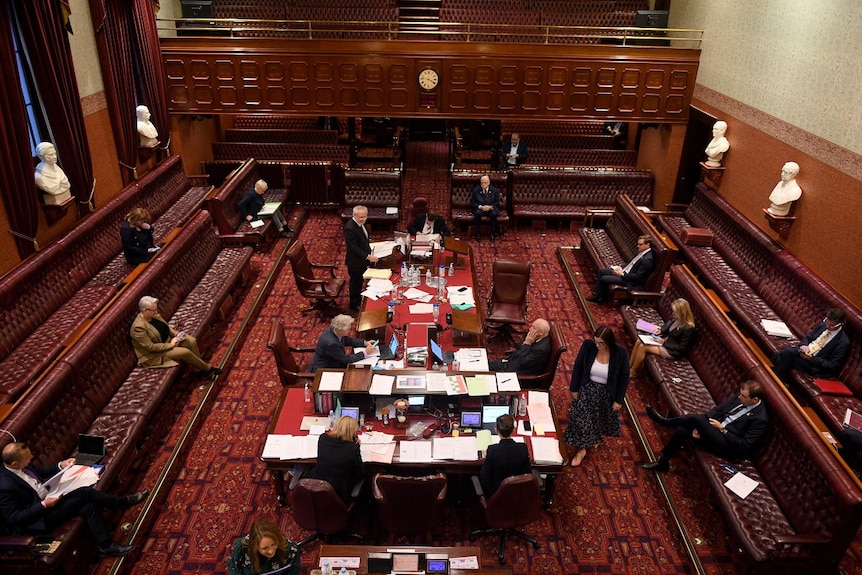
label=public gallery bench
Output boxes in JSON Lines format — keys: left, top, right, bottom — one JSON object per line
{"left": 449, "top": 170, "right": 510, "bottom": 235}
{"left": 620, "top": 265, "right": 862, "bottom": 574}
{"left": 207, "top": 158, "right": 290, "bottom": 246}
{"left": 212, "top": 142, "right": 350, "bottom": 165}
{"left": 657, "top": 183, "right": 862, "bottom": 434}
{"left": 224, "top": 129, "right": 338, "bottom": 145}
{"left": 0, "top": 155, "right": 211, "bottom": 403}
{"left": 521, "top": 148, "right": 637, "bottom": 168}
{"left": 578, "top": 194, "right": 676, "bottom": 301}
{"left": 0, "top": 210, "right": 252, "bottom": 573}
{"left": 509, "top": 168, "right": 654, "bottom": 222}
{"left": 335, "top": 166, "right": 403, "bottom": 228}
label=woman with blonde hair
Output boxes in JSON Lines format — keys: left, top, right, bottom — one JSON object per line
{"left": 228, "top": 518, "right": 300, "bottom": 575}
{"left": 307, "top": 415, "right": 364, "bottom": 502}
{"left": 630, "top": 298, "right": 697, "bottom": 375}
{"left": 120, "top": 207, "right": 158, "bottom": 264}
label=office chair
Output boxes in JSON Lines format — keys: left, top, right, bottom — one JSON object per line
{"left": 372, "top": 473, "right": 447, "bottom": 539}
{"left": 286, "top": 240, "right": 346, "bottom": 321}
{"left": 266, "top": 318, "right": 315, "bottom": 387}
{"left": 291, "top": 478, "right": 363, "bottom": 547}
{"left": 486, "top": 258, "right": 531, "bottom": 344}
{"left": 470, "top": 473, "right": 542, "bottom": 564}
{"left": 518, "top": 323, "right": 567, "bottom": 390}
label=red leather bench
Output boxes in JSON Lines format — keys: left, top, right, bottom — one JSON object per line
{"left": 212, "top": 142, "right": 350, "bottom": 165}
{"left": 335, "top": 166, "right": 402, "bottom": 228}
{"left": 449, "top": 170, "right": 511, "bottom": 235}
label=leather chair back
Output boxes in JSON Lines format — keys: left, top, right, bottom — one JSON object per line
{"left": 482, "top": 473, "right": 542, "bottom": 529}
{"left": 519, "top": 323, "right": 567, "bottom": 390}
{"left": 487, "top": 258, "right": 531, "bottom": 324}
{"left": 287, "top": 241, "right": 317, "bottom": 295}
{"left": 372, "top": 473, "right": 447, "bottom": 535}
{"left": 292, "top": 479, "right": 352, "bottom": 535}
{"left": 267, "top": 318, "right": 314, "bottom": 387}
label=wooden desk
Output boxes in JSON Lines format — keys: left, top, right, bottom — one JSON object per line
{"left": 263, "top": 385, "right": 565, "bottom": 505}
{"left": 317, "top": 544, "right": 512, "bottom": 575}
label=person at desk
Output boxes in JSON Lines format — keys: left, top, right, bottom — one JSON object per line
{"left": 228, "top": 518, "right": 301, "bottom": 575}
{"left": 344, "top": 205, "right": 378, "bottom": 311}
{"left": 488, "top": 318, "right": 551, "bottom": 376}
{"left": 629, "top": 298, "right": 697, "bottom": 376}
{"left": 308, "top": 314, "right": 377, "bottom": 373}
{"left": 640, "top": 380, "right": 769, "bottom": 472}
{"left": 407, "top": 211, "right": 451, "bottom": 237}
{"left": 0, "top": 442, "right": 148, "bottom": 558}
{"left": 479, "top": 414, "right": 531, "bottom": 496}
{"left": 586, "top": 235, "right": 653, "bottom": 304}
{"left": 307, "top": 416, "right": 364, "bottom": 503}
{"left": 471, "top": 175, "right": 501, "bottom": 242}
{"left": 120, "top": 207, "right": 158, "bottom": 265}
{"left": 771, "top": 308, "right": 849, "bottom": 385}
{"left": 237, "top": 179, "right": 292, "bottom": 238}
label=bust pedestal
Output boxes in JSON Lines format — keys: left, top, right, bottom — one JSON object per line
{"left": 699, "top": 162, "right": 725, "bottom": 191}
{"left": 763, "top": 209, "right": 796, "bottom": 236}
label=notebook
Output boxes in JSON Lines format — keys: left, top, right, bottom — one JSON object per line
{"left": 377, "top": 333, "right": 399, "bottom": 360}
{"left": 814, "top": 378, "right": 853, "bottom": 396}
{"left": 257, "top": 201, "right": 282, "bottom": 216}
{"left": 74, "top": 434, "right": 106, "bottom": 466}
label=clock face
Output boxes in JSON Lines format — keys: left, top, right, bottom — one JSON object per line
{"left": 418, "top": 68, "right": 439, "bottom": 91}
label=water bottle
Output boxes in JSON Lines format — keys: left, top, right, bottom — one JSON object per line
{"left": 425, "top": 268, "right": 432, "bottom": 286}
{"left": 322, "top": 561, "right": 332, "bottom": 575}
{"left": 448, "top": 262, "right": 455, "bottom": 276}
{"left": 400, "top": 262, "right": 407, "bottom": 286}
{"left": 387, "top": 300, "right": 395, "bottom": 322}
{"left": 340, "top": 568, "right": 347, "bottom": 575}
{"left": 518, "top": 392, "right": 528, "bottom": 417}
{"left": 432, "top": 302, "right": 440, "bottom": 322}
{"left": 328, "top": 409, "right": 335, "bottom": 430}
{"left": 408, "top": 264, "right": 416, "bottom": 286}
{"left": 304, "top": 382, "right": 311, "bottom": 404}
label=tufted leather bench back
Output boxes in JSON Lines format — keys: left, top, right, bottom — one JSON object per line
{"left": 450, "top": 171, "right": 510, "bottom": 212}
{"left": 510, "top": 169, "right": 653, "bottom": 214}
{"left": 225, "top": 129, "right": 338, "bottom": 145}
{"left": 524, "top": 148, "right": 638, "bottom": 167}
{"left": 209, "top": 158, "right": 260, "bottom": 233}
{"left": 212, "top": 142, "right": 350, "bottom": 164}
{"left": 685, "top": 184, "right": 782, "bottom": 288}
{"left": 339, "top": 168, "right": 402, "bottom": 208}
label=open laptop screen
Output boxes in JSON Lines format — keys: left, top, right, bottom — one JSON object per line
{"left": 482, "top": 405, "right": 511, "bottom": 425}
{"left": 341, "top": 407, "right": 359, "bottom": 420}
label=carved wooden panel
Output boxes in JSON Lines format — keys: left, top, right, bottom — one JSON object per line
{"left": 161, "top": 40, "right": 699, "bottom": 121}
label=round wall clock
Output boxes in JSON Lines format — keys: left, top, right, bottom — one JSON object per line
{"left": 418, "top": 67, "right": 440, "bottom": 91}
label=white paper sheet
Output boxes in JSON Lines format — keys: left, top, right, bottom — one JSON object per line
{"left": 398, "top": 440, "right": 434, "bottom": 462}
{"left": 496, "top": 372, "right": 521, "bottom": 392}
{"left": 318, "top": 371, "right": 344, "bottom": 392}
{"left": 369, "top": 374, "right": 395, "bottom": 395}
{"left": 724, "top": 471, "right": 759, "bottom": 498}
{"left": 529, "top": 436, "right": 563, "bottom": 464}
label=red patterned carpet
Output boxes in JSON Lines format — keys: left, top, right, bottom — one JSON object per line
{"left": 95, "top": 143, "right": 862, "bottom": 575}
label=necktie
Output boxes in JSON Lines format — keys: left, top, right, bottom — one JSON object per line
{"left": 807, "top": 329, "right": 831, "bottom": 355}
{"left": 22, "top": 468, "right": 48, "bottom": 500}
{"left": 721, "top": 403, "right": 747, "bottom": 427}
{"left": 623, "top": 249, "right": 646, "bottom": 273}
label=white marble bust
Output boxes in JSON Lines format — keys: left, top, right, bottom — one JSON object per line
{"left": 767, "top": 162, "right": 802, "bottom": 216}
{"left": 136, "top": 105, "right": 159, "bottom": 148}
{"left": 704, "top": 121, "right": 730, "bottom": 167}
{"left": 34, "top": 142, "right": 72, "bottom": 205}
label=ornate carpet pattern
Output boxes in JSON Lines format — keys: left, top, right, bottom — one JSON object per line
{"left": 96, "top": 143, "right": 862, "bottom": 575}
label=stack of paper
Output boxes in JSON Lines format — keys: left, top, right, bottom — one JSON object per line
{"left": 262, "top": 434, "right": 319, "bottom": 460}
{"left": 432, "top": 436, "right": 478, "bottom": 460}
{"left": 445, "top": 374, "right": 468, "bottom": 395}
{"left": 370, "top": 240, "right": 398, "bottom": 258}
{"left": 369, "top": 374, "right": 395, "bottom": 395}
{"left": 362, "top": 267, "right": 392, "bottom": 280}
{"left": 318, "top": 371, "right": 344, "bottom": 391}
{"left": 760, "top": 319, "right": 793, "bottom": 338}
{"left": 359, "top": 432, "right": 396, "bottom": 463}
{"left": 455, "top": 348, "right": 489, "bottom": 372}
{"left": 496, "top": 372, "right": 521, "bottom": 392}
{"left": 403, "top": 288, "right": 433, "bottom": 302}
{"left": 530, "top": 436, "right": 564, "bottom": 464}
{"left": 43, "top": 465, "right": 100, "bottom": 497}
{"left": 399, "top": 440, "right": 434, "bottom": 462}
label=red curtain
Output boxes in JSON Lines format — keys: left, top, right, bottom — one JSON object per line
{"left": 0, "top": 4, "right": 40, "bottom": 257}
{"left": 133, "top": 0, "right": 169, "bottom": 141}
{"left": 13, "top": 0, "right": 96, "bottom": 215}
{"left": 89, "top": 0, "right": 138, "bottom": 185}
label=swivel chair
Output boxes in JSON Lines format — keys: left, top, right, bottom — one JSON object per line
{"left": 470, "top": 473, "right": 542, "bottom": 564}
{"left": 291, "top": 478, "right": 363, "bottom": 547}
{"left": 372, "top": 473, "right": 447, "bottom": 539}
{"left": 518, "top": 323, "right": 567, "bottom": 390}
{"left": 287, "top": 240, "right": 345, "bottom": 321}
{"left": 266, "top": 318, "right": 315, "bottom": 387}
{"left": 486, "top": 258, "right": 531, "bottom": 344}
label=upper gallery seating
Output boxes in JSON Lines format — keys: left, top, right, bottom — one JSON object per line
{"left": 212, "top": 142, "right": 351, "bottom": 165}
{"left": 224, "top": 129, "right": 338, "bottom": 145}
{"left": 0, "top": 156, "right": 211, "bottom": 404}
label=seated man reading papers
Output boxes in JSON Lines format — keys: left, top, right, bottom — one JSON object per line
{"left": 309, "top": 314, "right": 378, "bottom": 372}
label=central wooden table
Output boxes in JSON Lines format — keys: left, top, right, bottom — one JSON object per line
{"left": 316, "top": 544, "right": 512, "bottom": 575}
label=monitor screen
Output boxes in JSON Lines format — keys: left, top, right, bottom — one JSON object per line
{"left": 341, "top": 407, "right": 359, "bottom": 420}
{"left": 408, "top": 395, "right": 426, "bottom": 406}
{"left": 461, "top": 411, "right": 481, "bottom": 428}
{"left": 429, "top": 338, "right": 444, "bottom": 364}
{"left": 426, "top": 559, "right": 448, "bottom": 573}
{"left": 482, "top": 405, "right": 511, "bottom": 424}
{"left": 388, "top": 333, "right": 398, "bottom": 355}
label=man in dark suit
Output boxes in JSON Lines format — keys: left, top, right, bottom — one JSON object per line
{"left": 771, "top": 308, "right": 850, "bottom": 384}
{"left": 344, "top": 205, "right": 378, "bottom": 311}
{"left": 0, "top": 442, "right": 148, "bottom": 557}
{"left": 587, "top": 235, "right": 654, "bottom": 303}
{"left": 500, "top": 133, "right": 528, "bottom": 168}
{"left": 309, "top": 314, "right": 377, "bottom": 372}
{"left": 639, "top": 380, "right": 769, "bottom": 472}
{"left": 479, "top": 415, "right": 531, "bottom": 496}
{"left": 471, "top": 175, "right": 501, "bottom": 242}
{"left": 489, "top": 318, "right": 551, "bottom": 376}
{"left": 407, "top": 211, "right": 451, "bottom": 237}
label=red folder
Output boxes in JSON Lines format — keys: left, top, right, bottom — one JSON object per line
{"left": 814, "top": 378, "right": 853, "bottom": 396}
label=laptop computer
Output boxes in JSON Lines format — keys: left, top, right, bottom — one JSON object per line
{"left": 482, "top": 405, "right": 512, "bottom": 431}
{"left": 74, "top": 434, "right": 106, "bottom": 466}
{"left": 377, "top": 333, "right": 399, "bottom": 360}
{"left": 340, "top": 406, "right": 360, "bottom": 420}
{"left": 429, "top": 338, "right": 455, "bottom": 365}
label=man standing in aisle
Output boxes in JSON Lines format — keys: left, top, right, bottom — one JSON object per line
{"left": 344, "top": 205, "right": 377, "bottom": 312}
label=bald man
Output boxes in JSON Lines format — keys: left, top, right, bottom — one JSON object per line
{"left": 470, "top": 175, "right": 501, "bottom": 242}
{"left": 488, "top": 319, "right": 552, "bottom": 375}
